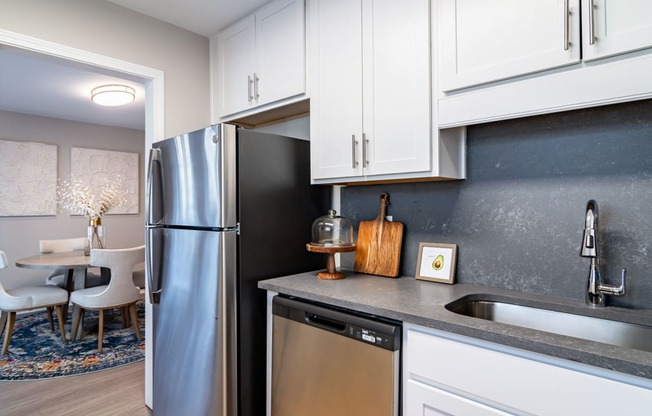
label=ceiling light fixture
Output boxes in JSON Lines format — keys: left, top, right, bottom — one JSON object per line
{"left": 91, "top": 84, "right": 135, "bottom": 106}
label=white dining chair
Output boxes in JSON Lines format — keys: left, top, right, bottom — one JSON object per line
{"left": 39, "top": 237, "right": 108, "bottom": 289}
{"left": 0, "top": 250, "right": 69, "bottom": 355}
{"left": 70, "top": 246, "right": 145, "bottom": 353}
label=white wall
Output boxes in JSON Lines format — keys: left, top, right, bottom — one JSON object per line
{"left": 0, "top": 0, "right": 211, "bottom": 138}
{"left": 0, "top": 110, "right": 145, "bottom": 289}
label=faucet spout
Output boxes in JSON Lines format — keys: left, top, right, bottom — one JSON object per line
{"left": 581, "top": 200, "right": 598, "bottom": 258}
{"left": 580, "top": 200, "right": 627, "bottom": 307}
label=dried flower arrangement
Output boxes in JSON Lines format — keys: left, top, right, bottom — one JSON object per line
{"left": 57, "top": 175, "right": 129, "bottom": 222}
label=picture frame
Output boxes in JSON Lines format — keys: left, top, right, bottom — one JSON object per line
{"left": 415, "top": 242, "right": 458, "bottom": 284}
{"left": 0, "top": 139, "right": 58, "bottom": 216}
{"left": 71, "top": 147, "right": 139, "bottom": 214}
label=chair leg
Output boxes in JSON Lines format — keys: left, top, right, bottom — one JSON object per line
{"left": 129, "top": 303, "right": 142, "bottom": 342}
{"left": 98, "top": 309, "right": 104, "bottom": 353}
{"left": 71, "top": 306, "right": 83, "bottom": 341}
{"left": 121, "top": 306, "right": 129, "bottom": 328}
{"left": 0, "top": 311, "right": 6, "bottom": 340}
{"left": 55, "top": 305, "right": 67, "bottom": 342}
{"left": 47, "top": 306, "right": 55, "bottom": 331}
{"left": 2, "top": 312, "right": 16, "bottom": 355}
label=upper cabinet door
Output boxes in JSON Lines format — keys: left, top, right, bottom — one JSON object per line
{"left": 256, "top": 0, "right": 306, "bottom": 106}
{"left": 362, "top": 0, "right": 431, "bottom": 176}
{"left": 582, "top": 0, "right": 652, "bottom": 61}
{"left": 438, "top": 0, "right": 581, "bottom": 92}
{"left": 309, "top": 0, "right": 364, "bottom": 180}
{"left": 215, "top": 16, "right": 256, "bottom": 116}
{"left": 213, "top": 0, "right": 306, "bottom": 119}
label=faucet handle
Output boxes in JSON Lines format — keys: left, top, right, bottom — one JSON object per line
{"left": 617, "top": 268, "right": 627, "bottom": 295}
{"left": 599, "top": 268, "right": 626, "bottom": 297}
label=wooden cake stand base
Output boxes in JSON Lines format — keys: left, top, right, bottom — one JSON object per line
{"left": 306, "top": 243, "right": 357, "bottom": 280}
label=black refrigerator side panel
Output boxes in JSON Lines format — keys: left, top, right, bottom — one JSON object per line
{"left": 236, "top": 129, "right": 331, "bottom": 416}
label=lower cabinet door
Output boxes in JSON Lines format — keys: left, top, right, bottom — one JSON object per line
{"left": 405, "top": 379, "right": 510, "bottom": 416}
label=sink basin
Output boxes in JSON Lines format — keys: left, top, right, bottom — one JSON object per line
{"left": 446, "top": 295, "right": 652, "bottom": 353}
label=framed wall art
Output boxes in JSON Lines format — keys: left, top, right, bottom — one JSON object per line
{"left": 415, "top": 242, "right": 458, "bottom": 284}
{"left": 0, "top": 139, "right": 57, "bottom": 216}
{"left": 70, "top": 147, "right": 139, "bottom": 214}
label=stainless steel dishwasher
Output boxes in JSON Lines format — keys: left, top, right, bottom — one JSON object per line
{"left": 271, "top": 296, "right": 401, "bottom": 416}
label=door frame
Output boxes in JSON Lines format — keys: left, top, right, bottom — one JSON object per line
{"left": 0, "top": 28, "right": 164, "bottom": 409}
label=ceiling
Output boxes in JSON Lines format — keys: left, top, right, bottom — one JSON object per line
{"left": 0, "top": 0, "right": 271, "bottom": 130}
{"left": 106, "top": 0, "right": 271, "bottom": 38}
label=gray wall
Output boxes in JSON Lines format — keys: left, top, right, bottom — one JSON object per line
{"left": 341, "top": 99, "right": 652, "bottom": 309}
{"left": 0, "top": 110, "right": 145, "bottom": 289}
{"left": 1, "top": 0, "right": 210, "bottom": 138}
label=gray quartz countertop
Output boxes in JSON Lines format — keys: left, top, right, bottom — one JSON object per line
{"left": 259, "top": 270, "right": 652, "bottom": 382}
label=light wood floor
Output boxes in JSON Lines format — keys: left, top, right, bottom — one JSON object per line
{"left": 0, "top": 361, "right": 150, "bottom": 416}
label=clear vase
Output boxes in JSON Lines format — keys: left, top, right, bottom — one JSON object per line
{"left": 85, "top": 218, "right": 105, "bottom": 256}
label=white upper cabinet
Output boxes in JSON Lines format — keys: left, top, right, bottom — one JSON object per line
{"left": 308, "top": 0, "right": 364, "bottom": 179}
{"left": 439, "top": 0, "right": 580, "bottom": 92}
{"left": 213, "top": 0, "right": 305, "bottom": 118}
{"left": 437, "top": 0, "right": 652, "bottom": 128}
{"left": 309, "top": 0, "right": 465, "bottom": 184}
{"left": 582, "top": 0, "right": 652, "bottom": 61}
{"left": 216, "top": 17, "right": 256, "bottom": 116}
{"left": 255, "top": 0, "right": 306, "bottom": 107}
{"left": 362, "top": 0, "right": 432, "bottom": 178}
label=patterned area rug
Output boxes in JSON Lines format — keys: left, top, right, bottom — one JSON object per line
{"left": 0, "top": 302, "right": 145, "bottom": 381}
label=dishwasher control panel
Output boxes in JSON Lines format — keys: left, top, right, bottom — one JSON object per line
{"left": 274, "top": 296, "right": 401, "bottom": 352}
{"left": 349, "top": 325, "right": 395, "bottom": 349}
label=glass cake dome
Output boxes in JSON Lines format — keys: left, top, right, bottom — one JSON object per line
{"left": 310, "top": 209, "right": 354, "bottom": 247}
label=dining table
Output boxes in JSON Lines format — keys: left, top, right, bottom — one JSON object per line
{"left": 14, "top": 251, "right": 109, "bottom": 338}
{"left": 15, "top": 251, "right": 93, "bottom": 292}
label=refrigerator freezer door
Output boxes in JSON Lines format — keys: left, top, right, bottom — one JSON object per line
{"left": 149, "top": 124, "right": 237, "bottom": 228}
{"left": 150, "top": 227, "right": 237, "bottom": 416}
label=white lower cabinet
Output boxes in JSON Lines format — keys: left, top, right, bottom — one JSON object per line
{"left": 406, "top": 379, "right": 510, "bottom": 416}
{"left": 404, "top": 324, "right": 652, "bottom": 415}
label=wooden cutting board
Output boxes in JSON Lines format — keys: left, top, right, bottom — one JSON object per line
{"left": 354, "top": 193, "right": 403, "bottom": 277}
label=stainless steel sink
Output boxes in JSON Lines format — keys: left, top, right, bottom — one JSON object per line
{"left": 446, "top": 296, "right": 652, "bottom": 353}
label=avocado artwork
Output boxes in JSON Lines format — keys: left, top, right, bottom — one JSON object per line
{"left": 415, "top": 242, "right": 457, "bottom": 284}
{"left": 432, "top": 254, "right": 444, "bottom": 271}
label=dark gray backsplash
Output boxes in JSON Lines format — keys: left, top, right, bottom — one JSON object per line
{"left": 341, "top": 99, "right": 652, "bottom": 309}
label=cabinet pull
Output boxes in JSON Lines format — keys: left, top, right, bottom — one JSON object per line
{"left": 362, "top": 133, "right": 369, "bottom": 168}
{"left": 253, "top": 72, "right": 260, "bottom": 99}
{"left": 563, "top": 0, "right": 570, "bottom": 51}
{"left": 351, "top": 135, "right": 358, "bottom": 169}
{"left": 247, "top": 75, "right": 254, "bottom": 102}
{"left": 588, "top": 0, "right": 596, "bottom": 45}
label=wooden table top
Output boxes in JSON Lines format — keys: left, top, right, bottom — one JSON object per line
{"left": 15, "top": 251, "right": 91, "bottom": 270}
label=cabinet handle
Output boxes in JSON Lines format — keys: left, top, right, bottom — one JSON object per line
{"left": 588, "top": 0, "right": 596, "bottom": 45}
{"left": 351, "top": 135, "right": 358, "bottom": 169}
{"left": 362, "top": 133, "right": 369, "bottom": 168}
{"left": 253, "top": 72, "right": 260, "bottom": 99}
{"left": 563, "top": 0, "right": 570, "bottom": 51}
{"left": 247, "top": 75, "right": 253, "bottom": 102}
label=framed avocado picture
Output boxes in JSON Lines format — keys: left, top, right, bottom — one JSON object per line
{"left": 415, "top": 242, "right": 457, "bottom": 284}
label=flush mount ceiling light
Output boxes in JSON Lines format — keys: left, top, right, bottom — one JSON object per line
{"left": 91, "top": 84, "right": 136, "bottom": 106}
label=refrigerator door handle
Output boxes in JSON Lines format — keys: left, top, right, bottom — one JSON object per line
{"left": 146, "top": 228, "right": 162, "bottom": 304}
{"left": 147, "top": 148, "right": 164, "bottom": 225}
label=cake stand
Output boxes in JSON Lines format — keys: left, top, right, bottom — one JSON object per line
{"left": 305, "top": 243, "right": 357, "bottom": 280}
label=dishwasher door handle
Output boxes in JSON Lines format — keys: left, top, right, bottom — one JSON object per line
{"left": 306, "top": 312, "right": 347, "bottom": 333}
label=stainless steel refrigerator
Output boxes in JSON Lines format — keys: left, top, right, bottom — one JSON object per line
{"left": 146, "top": 124, "right": 329, "bottom": 416}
